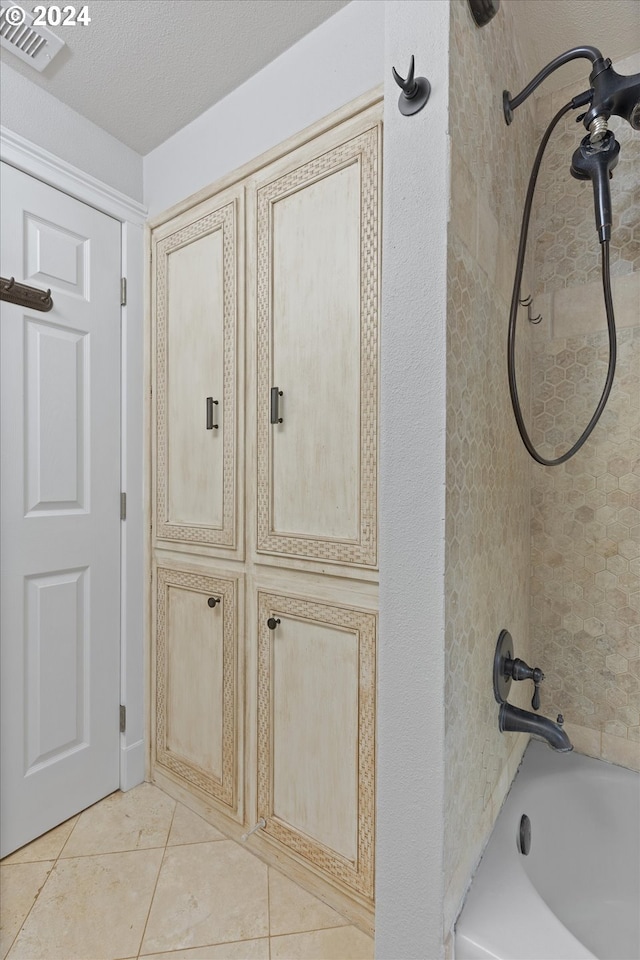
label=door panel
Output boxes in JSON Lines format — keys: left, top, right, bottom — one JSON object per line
{"left": 24, "top": 568, "right": 89, "bottom": 771}
{"left": 24, "top": 317, "right": 88, "bottom": 513}
{"left": 272, "top": 615, "right": 359, "bottom": 861}
{"left": 153, "top": 190, "right": 241, "bottom": 550}
{"left": 271, "top": 165, "right": 360, "bottom": 542}
{"left": 154, "top": 564, "right": 239, "bottom": 815}
{"left": 257, "top": 590, "right": 376, "bottom": 900}
{"left": 167, "top": 231, "right": 224, "bottom": 529}
{"left": 0, "top": 162, "right": 121, "bottom": 858}
{"left": 255, "top": 124, "right": 380, "bottom": 567}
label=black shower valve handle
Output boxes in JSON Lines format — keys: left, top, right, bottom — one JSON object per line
{"left": 532, "top": 679, "right": 542, "bottom": 712}
{"left": 504, "top": 657, "right": 544, "bottom": 711}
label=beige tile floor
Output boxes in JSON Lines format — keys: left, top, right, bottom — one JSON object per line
{"left": 0, "top": 783, "right": 374, "bottom": 960}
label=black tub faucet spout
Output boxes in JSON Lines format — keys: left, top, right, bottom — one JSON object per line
{"left": 499, "top": 702, "right": 573, "bottom": 752}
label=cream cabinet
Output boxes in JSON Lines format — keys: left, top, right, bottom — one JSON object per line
{"left": 152, "top": 185, "right": 243, "bottom": 554}
{"left": 256, "top": 590, "right": 376, "bottom": 900}
{"left": 251, "top": 124, "right": 380, "bottom": 568}
{"left": 152, "top": 563, "right": 242, "bottom": 819}
{"left": 149, "top": 92, "right": 381, "bottom": 929}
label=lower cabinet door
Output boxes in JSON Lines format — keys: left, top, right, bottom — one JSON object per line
{"left": 256, "top": 590, "right": 376, "bottom": 901}
{"left": 154, "top": 564, "right": 240, "bottom": 816}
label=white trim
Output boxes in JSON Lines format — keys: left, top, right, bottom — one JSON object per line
{"left": 119, "top": 739, "right": 146, "bottom": 792}
{"left": 0, "top": 126, "right": 146, "bottom": 224}
{"left": 119, "top": 219, "right": 146, "bottom": 792}
{"left": 1, "top": 128, "right": 147, "bottom": 795}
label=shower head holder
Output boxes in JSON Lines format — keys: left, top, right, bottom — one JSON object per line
{"left": 503, "top": 45, "right": 640, "bottom": 143}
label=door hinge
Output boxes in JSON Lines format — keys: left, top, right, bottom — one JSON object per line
{"left": 120, "top": 277, "right": 127, "bottom": 306}
{"left": 119, "top": 704, "right": 126, "bottom": 733}
{"left": 120, "top": 492, "right": 127, "bottom": 520}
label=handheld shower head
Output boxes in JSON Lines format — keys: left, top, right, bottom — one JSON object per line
{"left": 570, "top": 130, "right": 620, "bottom": 243}
{"left": 503, "top": 45, "right": 635, "bottom": 466}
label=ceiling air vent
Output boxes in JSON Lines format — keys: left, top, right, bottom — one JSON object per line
{"left": 0, "top": 3, "right": 65, "bottom": 71}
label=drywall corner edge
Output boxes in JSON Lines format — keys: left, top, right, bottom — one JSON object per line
{"left": 376, "top": 2, "right": 450, "bottom": 958}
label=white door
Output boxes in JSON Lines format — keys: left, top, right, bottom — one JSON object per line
{"left": 0, "top": 162, "right": 121, "bottom": 857}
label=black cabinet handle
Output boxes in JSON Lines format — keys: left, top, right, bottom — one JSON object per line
{"left": 270, "top": 387, "right": 283, "bottom": 424}
{"left": 206, "top": 397, "right": 219, "bottom": 430}
{"left": 207, "top": 596, "right": 221, "bottom": 608}
{"left": 267, "top": 617, "right": 281, "bottom": 630}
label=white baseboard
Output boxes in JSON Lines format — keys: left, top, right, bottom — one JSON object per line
{"left": 120, "top": 739, "right": 146, "bottom": 791}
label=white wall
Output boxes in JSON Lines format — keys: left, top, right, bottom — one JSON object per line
{"left": 143, "top": 0, "right": 385, "bottom": 217}
{"left": 376, "top": 2, "right": 449, "bottom": 957}
{"left": 0, "top": 61, "right": 143, "bottom": 201}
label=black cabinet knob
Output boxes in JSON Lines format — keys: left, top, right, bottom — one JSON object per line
{"left": 207, "top": 596, "right": 221, "bottom": 608}
{"left": 267, "top": 617, "right": 281, "bottom": 630}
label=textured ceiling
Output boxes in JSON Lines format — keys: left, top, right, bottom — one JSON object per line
{"left": 1, "top": 0, "right": 638, "bottom": 155}
{"left": 0, "top": 0, "right": 350, "bottom": 154}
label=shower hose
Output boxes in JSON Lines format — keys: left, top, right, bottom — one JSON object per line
{"left": 508, "top": 100, "right": 617, "bottom": 466}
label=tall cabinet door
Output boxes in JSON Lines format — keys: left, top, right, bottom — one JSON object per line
{"left": 153, "top": 564, "right": 241, "bottom": 817}
{"left": 256, "top": 591, "right": 376, "bottom": 901}
{"left": 252, "top": 117, "right": 381, "bottom": 568}
{"left": 152, "top": 187, "right": 242, "bottom": 552}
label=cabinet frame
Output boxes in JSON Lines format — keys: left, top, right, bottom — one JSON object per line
{"left": 147, "top": 90, "right": 383, "bottom": 929}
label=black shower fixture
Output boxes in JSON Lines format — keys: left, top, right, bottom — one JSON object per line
{"left": 504, "top": 47, "right": 640, "bottom": 466}
{"left": 504, "top": 48, "right": 640, "bottom": 141}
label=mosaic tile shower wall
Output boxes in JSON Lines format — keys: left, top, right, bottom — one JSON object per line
{"left": 530, "top": 53, "right": 640, "bottom": 773}
{"left": 444, "top": 0, "right": 537, "bottom": 934}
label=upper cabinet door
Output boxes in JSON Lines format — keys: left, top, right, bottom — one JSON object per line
{"left": 152, "top": 187, "right": 242, "bottom": 551}
{"left": 252, "top": 113, "right": 381, "bottom": 569}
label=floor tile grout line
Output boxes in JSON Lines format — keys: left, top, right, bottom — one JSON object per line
{"left": 57, "top": 842, "right": 169, "bottom": 861}
{"left": 135, "top": 800, "right": 178, "bottom": 960}
{"left": 57, "top": 811, "right": 81, "bottom": 859}
{"left": 270, "top": 919, "right": 365, "bottom": 938}
{"left": 2, "top": 812, "right": 82, "bottom": 957}
{"left": 1, "top": 859, "right": 52, "bottom": 960}
{"left": 136, "top": 933, "right": 270, "bottom": 959}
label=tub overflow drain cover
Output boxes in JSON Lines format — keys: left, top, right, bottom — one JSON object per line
{"left": 518, "top": 814, "right": 531, "bottom": 855}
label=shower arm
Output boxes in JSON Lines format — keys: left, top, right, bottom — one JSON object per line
{"left": 503, "top": 45, "right": 602, "bottom": 124}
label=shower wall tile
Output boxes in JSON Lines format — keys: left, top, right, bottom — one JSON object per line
{"left": 530, "top": 59, "right": 640, "bottom": 774}
{"left": 444, "top": 0, "right": 536, "bottom": 935}
{"left": 533, "top": 51, "right": 640, "bottom": 294}
{"left": 552, "top": 272, "right": 639, "bottom": 339}
{"left": 530, "top": 326, "right": 640, "bottom": 770}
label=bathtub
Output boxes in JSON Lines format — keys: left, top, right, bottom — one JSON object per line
{"left": 455, "top": 740, "right": 640, "bottom": 960}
